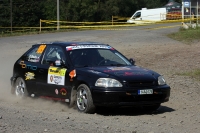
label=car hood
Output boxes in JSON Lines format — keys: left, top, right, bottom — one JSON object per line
{"left": 80, "top": 66, "right": 159, "bottom": 82}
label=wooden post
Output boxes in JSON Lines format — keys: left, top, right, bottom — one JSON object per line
{"left": 112, "top": 16, "right": 113, "bottom": 25}
{"left": 40, "top": 19, "right": 41, "bottom": 33}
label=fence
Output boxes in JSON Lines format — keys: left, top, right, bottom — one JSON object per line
{"left": 0, "top": 14, "right": 199, "bottom": 35}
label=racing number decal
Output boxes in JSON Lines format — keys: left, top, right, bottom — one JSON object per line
{"left": 37, "top": 45, "right": 46, "bottom": 54}
{"left": 48, "top": 66, "right": 67, "bottom": 85}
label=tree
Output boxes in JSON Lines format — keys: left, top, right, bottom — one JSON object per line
{"left": 0, "top": 0, "right": 184, "bottom": 28}
{"left": 0, "top": 0, "right": 10, "bottom": 27}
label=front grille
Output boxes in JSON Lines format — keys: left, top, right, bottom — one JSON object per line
{"left": 127, "top": 81, "right": 156, "bottom": 87}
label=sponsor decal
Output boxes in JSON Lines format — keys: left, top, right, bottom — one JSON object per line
{"left": 36, "top": 45, "right": 46, "bottom": 54}
{"left": 48, "top": 66, "right": 67, "bottom": 85}
{"left": 69, "top": 69, "right": 76, "bottom": 81}
{"left": 66, "top": 47, "right": 73, "bottom": 51}
{"left": 55, "top": 89, "right": 59, "bottom": 95}
{"left": 40, "top": 96, "right": 65, "bottom": 102}
{"left": 66, "top": 45, "right": 113, "bottom": 51}
{"left": 54, "top": 76, "right": 62, "bottom": 84}
{"left": 88, "top": 70, "right": 101, "bottom": 74}
{"left": 107, "top": 67, "right": 131, "bottom": 71}
{"left": 55, "top": 60, "right": 61, "bottom": 66}
{"left": 60, "top": 88, "right": 67, "bottom": 95}
{"left": 20, "top": 61, "right": 37, "bottom": 70}
{"left": 114, "top": 72, "right": 145, "bottom": 76}
{"left": 25, "top": 72, "right": 35, "bottom": 80}
{"left": 28, "top": 55, "right": 40, "bottom": 62}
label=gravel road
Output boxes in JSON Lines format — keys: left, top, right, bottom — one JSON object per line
{"left": 0, "top": 23, "right": 200, "bottom": 133}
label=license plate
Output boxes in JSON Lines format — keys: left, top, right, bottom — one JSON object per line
{"left": 138, "top": 89, "right": 153, "bottom": 95}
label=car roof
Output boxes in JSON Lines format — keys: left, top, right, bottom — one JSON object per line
{"left": 33, "top": 41, "right": 109, "bottom": 47}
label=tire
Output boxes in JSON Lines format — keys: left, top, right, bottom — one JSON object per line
{"left": 76, "top": 84, "right": 95, "bottom": 113}
{"left": 12, "top": 77, "right": 28, "bottom": 98}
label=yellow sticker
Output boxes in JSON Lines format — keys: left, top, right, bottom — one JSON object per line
{"left": 25, "top": 72, "right": 35, "bottom": 80}
{"left": 48, "top": 66, "right": 67, "bottom": 76}
{"left": 37, "top": 45, "right": 46, "bottom": 54}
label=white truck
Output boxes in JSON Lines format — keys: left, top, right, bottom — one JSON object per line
{"left": 127, "top": 8, "right": 167, "bottom": 24}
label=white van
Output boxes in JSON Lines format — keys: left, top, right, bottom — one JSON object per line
{"left": 127, "top": 8, "right": 167, "bottom": 24}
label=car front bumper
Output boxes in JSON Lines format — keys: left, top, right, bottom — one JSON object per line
{"left": 91, "top": 86, "right": 170, "bottom": 106}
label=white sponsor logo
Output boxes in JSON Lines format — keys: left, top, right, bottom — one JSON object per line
{"left": 66, "top": 45, "right": 111, "bottom": 50}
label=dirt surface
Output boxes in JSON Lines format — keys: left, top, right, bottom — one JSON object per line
{"left": 0, "top": 23, "right": 200, "bottom": 133}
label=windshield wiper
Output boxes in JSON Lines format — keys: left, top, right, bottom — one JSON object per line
{"left": 110, "top": 64, "right": 126, "bottom": 66}
{"left": 75, "top": 65, "right": 90, "bottom": 68}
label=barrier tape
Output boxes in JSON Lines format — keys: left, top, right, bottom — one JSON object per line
{"left": 0, "top": 16, "right": 199, "bottom": 34}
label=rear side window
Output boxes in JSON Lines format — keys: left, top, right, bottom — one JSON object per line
{"left": 23, "top": 46, "right": 44, "bottom": 63}
{"left": 42, "top": 45, "right": 66, "bottom": 65}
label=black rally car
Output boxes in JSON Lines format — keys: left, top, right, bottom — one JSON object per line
{"left": 10, "top": 42, "right": 170, "bottom": 113}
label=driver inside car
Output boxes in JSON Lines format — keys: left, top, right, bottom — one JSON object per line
{"left": 70, "top": 49, "right": 104, "bottom": 67}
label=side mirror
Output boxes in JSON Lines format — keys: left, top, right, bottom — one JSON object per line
{"left": 129, "top": 58, "right": 135, "bottom": 65}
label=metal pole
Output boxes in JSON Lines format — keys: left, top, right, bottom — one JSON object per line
{"left": 190, "top": 1, "right": 191, "bottom": 24}
{"left": 57, "top": 0, "right": 60, "bottom": 30}
{"left": 182, "top": 1, "right": 184, "bottom": 20}
{"left": 10, "top": 0, "right": 12, "bottom": 33}
{"left": 197, "top": 1, "right": 198, "bottom": 24}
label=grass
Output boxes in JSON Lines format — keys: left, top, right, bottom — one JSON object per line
{"left": 178, "top": 69, "right": 200, "bottom": 81}
{"left": 0, "top": 28, "right": 81, "bottom": 37}
{"left": 168, "top": 26, "right": 200, "bottom": 80}
{"left": 167, "top": 26, "right": 200, "bottom": 44}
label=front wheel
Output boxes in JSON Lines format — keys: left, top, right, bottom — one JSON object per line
{"left": 76, "top": 84, "right": 95, "bottom": 113}
{"left": 12, "top": 77, "right": 28, "bottom": 98}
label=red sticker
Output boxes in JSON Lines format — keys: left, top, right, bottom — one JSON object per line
{"left": 60, "top": 88, "right": 67, "bottom": 95}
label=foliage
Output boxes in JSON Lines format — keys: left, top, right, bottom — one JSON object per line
{"left": 168, "top": 26, "right": 200, "bottom": 44}
{"left": 0, "top": 0, "right": 181, "bottom": 28}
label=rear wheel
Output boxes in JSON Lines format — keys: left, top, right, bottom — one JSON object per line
{"left": 12, "top": 77, "right": 28, "bottom": 98}
{"left": 76, "top": 84, "right": 95, "bottom": 113}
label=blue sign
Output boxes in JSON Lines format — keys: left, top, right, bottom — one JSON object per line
{"left": 184, "top": 0, "right": 190, "bottom": 8}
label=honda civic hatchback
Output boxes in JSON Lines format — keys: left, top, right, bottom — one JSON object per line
{"left": 10, "top": 42, "right": 170, "bottom": 113}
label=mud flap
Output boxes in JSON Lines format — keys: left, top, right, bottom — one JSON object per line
{"left": 69, "top": 87, "right": 77, "bottom": 107}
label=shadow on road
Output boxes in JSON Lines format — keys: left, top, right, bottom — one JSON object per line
{"left": 95, "top": 105, "right": 175, "bottom": 116}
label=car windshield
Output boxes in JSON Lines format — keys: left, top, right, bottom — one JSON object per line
{"left": 69, "top": 48, "right": 132, "bottom": 67}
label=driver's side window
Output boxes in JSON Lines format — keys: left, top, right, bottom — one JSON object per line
{"left": 42, "top": 46, "right": 66, "bottom": 66}
{"left": 134, "top": 12, "right": 141, "bottom": 18}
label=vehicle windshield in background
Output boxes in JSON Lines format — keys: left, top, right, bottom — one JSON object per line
{"left": 69, "top": 49, "right": 132, "bottom": 67}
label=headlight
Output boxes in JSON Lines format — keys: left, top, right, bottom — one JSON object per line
{"left": 95, "top": 78, "right": 122, "bottom": 88}
{"left": 158, "top": 76, "right": 166, "bottom": 85}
